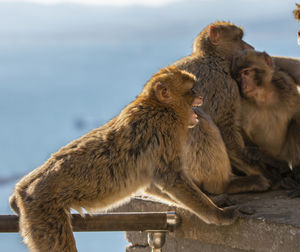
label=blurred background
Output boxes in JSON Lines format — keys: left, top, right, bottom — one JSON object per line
{"left": 0, "top": 0, "right": 299, "bottom": 251}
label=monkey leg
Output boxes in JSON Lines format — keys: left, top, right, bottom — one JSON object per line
{"left": 145, "top": 184, "right": 179, "bottom": 205}
{"left": 16, "top": 191, "right": 77, "bottom": 252}
{"left": 221, "top": 125, "right": 264, "bottom": 176}
{"left": 155, "top": 170, "right": 239, "bottom": 226}
{"left": 146, "top": 184, "right": 235, "bottom": 208}
{"left": 225, "top": 175, "right": 270, "bottom": 194}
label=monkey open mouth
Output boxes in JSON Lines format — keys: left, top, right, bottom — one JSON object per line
{"left": 190, "top": 97, "right": 203, "bottom": 126}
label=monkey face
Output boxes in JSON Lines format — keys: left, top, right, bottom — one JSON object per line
{"left": 238, "top": 68, "right": 258, "bottom": 98}
{"left": 188, "top": 96, "right": 203, "bottom": 128}
{"left": 182, "top": 81, "right": 203, "bottom": 128}
{"left": 232, "top": 50, "right": 274, "bottom": 103}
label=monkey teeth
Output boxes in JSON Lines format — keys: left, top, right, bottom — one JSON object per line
{"left": 192, "top": 104, "right": 202, "bottom": 108}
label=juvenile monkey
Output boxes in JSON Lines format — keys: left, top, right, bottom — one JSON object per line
{"left": 231, "top": 50, "right": 300, "bottom": 184}
{"left": 10, "top": 66, "right": 239, "bottom": 252}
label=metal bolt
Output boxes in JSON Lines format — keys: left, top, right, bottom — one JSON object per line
{"left": 147, "top": 231, "right": 166, "bottom": 252}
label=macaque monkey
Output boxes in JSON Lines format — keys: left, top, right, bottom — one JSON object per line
{"left": 173, "top": 21, "right": 269, "bottom": 180}
{"left": 231, "top": 50, "right": 300, "bottom": 186}
{"left": 169, "top": 21, "right": 300, "bottom": 196}
{"left": 9, "top": 66, "right": 239, "bottom": 252}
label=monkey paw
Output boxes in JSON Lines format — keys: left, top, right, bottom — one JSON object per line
{"left": 210, "top": 194, "right": 236, "bottom": 208}
{"left": 254, "top": 175, "right": 271, "bottom": 191}
{"left": 217, "top": 206, "right": 240, "bottom": 225}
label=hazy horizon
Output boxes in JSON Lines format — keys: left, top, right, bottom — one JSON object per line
{"left": 0, "top": 0, "right": 299, "bottom": 251}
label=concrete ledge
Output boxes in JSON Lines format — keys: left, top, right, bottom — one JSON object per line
{"left": 117, "top": 190, "right": 300, "bottom": 252}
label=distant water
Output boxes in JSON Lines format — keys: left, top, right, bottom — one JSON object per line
{"left": 0, "top": 39, "right": 188, "bottom": 251}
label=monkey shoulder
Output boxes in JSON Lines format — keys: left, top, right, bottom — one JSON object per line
{"left": 272, "top": 70, "right": 299, "bottom": 106}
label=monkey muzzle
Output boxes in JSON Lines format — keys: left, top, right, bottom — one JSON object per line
{"left": 189, "top": 95, "right": 203, "bottom": 128}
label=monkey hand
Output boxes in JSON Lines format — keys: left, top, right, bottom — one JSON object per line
{"left": 210, "top": 194, "right": 236, "bottom": 208}
{"left": 216, "top": 206, "right": 240, "bottom": 225}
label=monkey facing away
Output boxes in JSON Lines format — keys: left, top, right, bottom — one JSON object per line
{"left": 231, "top": 50, "right": 300, "bottom": 186}
{"left": 170, "top": 21, "right": 300, "bottom": 195}
{"left": 172, "top": 21, "right": 271, "bottom": 190}
{"left": 10, "top": 66, "right": 240, "bottom": 252}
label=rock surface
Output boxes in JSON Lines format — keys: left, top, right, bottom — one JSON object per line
{"left": 116, "top": 190, "right": 300, "bottom": 252}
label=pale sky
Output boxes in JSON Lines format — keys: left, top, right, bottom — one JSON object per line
{"left": 0, "top": 0, "right": 179, "bottom": 6}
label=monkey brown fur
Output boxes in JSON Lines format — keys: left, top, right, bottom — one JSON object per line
{"left": 10, "top": 66, "right": 239, "bottom": 252}
{"left": 294, "top": 3, "right": 300, "bottom": 21}
{"left": 170, "top": 21, "right": 272, "bottom": 195}
{"left": 231, "top": 50, "right": 300, "bottom": 185}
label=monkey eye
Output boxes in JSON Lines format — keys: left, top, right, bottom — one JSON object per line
{"left": 242, "top": 69, "right": 250, "bottom": 75}
{"left": 240, "top": 68, "right": 254, "bottom": 77}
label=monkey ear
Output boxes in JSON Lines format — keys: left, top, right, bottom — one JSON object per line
{"left": 262, "top": 52, "right": 273, "bottom": 69}
{"left": 154, "top": 82, "right": 171, "bottom": 103}
{"left": 209, "top": 25, "right": 220, "bottom": 45}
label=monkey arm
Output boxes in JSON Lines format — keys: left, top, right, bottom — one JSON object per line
{"left": 272, "top": 56, "right": 300, "bottom": 85}
{"left": 144, "top": 184, "right": 179, "bottom": 205}
{"left": 153, "top": 167, "right": 238, "bottom": 226}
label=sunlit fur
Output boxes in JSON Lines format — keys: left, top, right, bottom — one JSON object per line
{"left": 171, "top": 21, "right": 270, "bottom": 195}
{"left": 9, "top": 66, "right": 239, "bottom": 252}
{"left": 232, "top": 50, "right": 300, "bottom": 170}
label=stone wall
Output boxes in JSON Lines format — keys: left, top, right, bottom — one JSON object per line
{"left": 117, "top": 190, "right": 300, "bottom": 252}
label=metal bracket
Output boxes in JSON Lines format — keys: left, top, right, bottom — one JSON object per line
{"left": 146, "top": 212, "right": 180, "bottom": 252}
{"left": 147, "top": 231, "right": 166, "bottom": 252}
